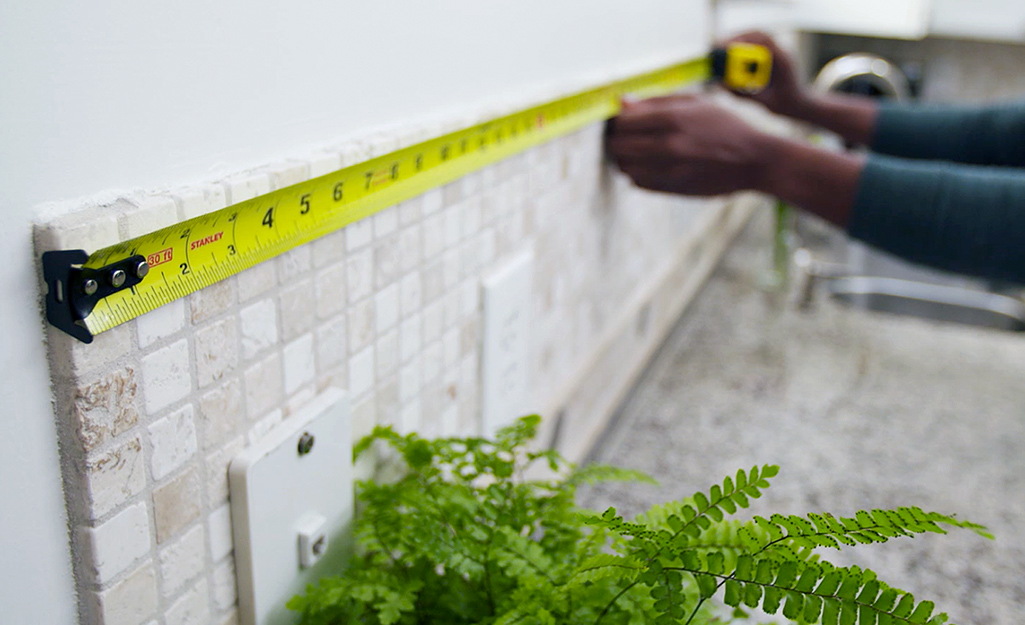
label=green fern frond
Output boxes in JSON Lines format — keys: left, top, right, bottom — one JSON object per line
{"left": 294, "top": 419, "right": 992, "bottom": 625}
{"left": 569, "top": 554, "right": 644, "bottom": 587}
{"left": 495, "top": 414, "right": 543, "bottom": 449}
{"left": 585, "top": 507, "right": 662, "bottom": 543}
{"left": 675, "top": 555, "right": 953, "bottom": 625}
{"left": 742, "top": 506, "right": 992, "bottom": 555}
{"left": 493, "top": 527, "right": 559, "bottom": 584}
{"left": 567, "top": 463, "right": 659, "bottom": 487}
{"left": 636, "top": 465, "right": 778, "bottom": 542}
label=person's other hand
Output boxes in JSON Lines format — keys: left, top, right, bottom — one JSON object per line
{"left": 722, "top": 31, "right": 808, "bottom": 119}
{"left": 606, "top": 96, "right": 771, "bottom": 197}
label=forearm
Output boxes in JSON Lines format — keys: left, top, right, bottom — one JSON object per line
{"left": 848, "top": 155, "right": 1025, "bottom": 284}
{"left": 778, "top": 91, "right": 880, "bottom": 147}
{"left": 785, "top": 95, "right": 1025, "bottom": 167}
{"left": 752, "top": 134, "right": 866, "bottom": 227}
{"left": 872, "top": 101, "right": 1025, "bottom": 167}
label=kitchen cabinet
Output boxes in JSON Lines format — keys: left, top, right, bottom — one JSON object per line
{"left": 793, "top": 0, "right": 931, "bottom": 39}
{"left": 930, "top": 0, "right": 1025, "bottom": 43}
{"left": 791, "top": 0, "right": 1025, "bottom": 43}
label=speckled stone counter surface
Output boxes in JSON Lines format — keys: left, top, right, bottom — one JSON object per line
{"left": 579, "top": 212, "right": 1025, "bottom": 624}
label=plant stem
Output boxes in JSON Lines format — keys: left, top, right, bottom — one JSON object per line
{"left": 592, "top": 579, "right": 640, "bottom": 625}
{"left": 681, "top": 596, "right": 709, "bottom": 625}
{"left": 483, "top": 531, "right": 497, "bottom": 615}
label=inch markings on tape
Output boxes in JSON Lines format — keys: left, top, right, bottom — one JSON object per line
{"left": 42, "top": 58, "right": 708, "bottom": 343}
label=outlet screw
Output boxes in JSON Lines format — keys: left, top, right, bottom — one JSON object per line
{"left": 134, "top": 260, "right": 150, "bottom": 279}
{"left": 297, "top": 432, "right": 315, "bottom": 456}
{"left": 82, "top": 279, "right": 99, "bottom": 296}
{"left": 110, "top": 269, "right": 127, "bottom": 288}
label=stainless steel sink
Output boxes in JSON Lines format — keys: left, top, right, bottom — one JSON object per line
{"left": 827, "top": 276, "right": 1025, "bottom": 332}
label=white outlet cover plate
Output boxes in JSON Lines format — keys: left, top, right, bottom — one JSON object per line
{"left": 481, "top": 249, "right": 534, "bottom": 437}
{"left": 229, "top": 388, "right": 353, "bottom": 625}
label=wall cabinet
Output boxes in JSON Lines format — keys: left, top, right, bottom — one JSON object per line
{"left": 789, "top": 0, "right": 1025, "bottom": 43}
{"left": 792, "top": 0, "right": 931, "bottom": 39}
{"left": 930, "top": 0, "right": 1025, "bottom": 43}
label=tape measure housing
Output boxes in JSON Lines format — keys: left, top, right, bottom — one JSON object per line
{"left": 711, "top": 43, "right": 773, "bottom": 93}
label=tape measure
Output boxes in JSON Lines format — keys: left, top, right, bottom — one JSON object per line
{"left": 43, "top": 54, "right": 735, "bottom": 343}
{"left": 710, "top": 43, "right": 773, "bottom": 93}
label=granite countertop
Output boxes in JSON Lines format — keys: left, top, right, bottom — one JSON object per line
{"left": 580, "top": 211, "right": 1025, "bottom": 625}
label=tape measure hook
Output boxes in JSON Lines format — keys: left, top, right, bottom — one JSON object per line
{"left": 42, "top": 251, "right": 149, "bottom": 344}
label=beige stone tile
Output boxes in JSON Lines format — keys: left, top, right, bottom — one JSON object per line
{"left": 189, "top": 279, "right": 235, "bottom": 325}
{"left": 152, "top": 467, "right": 201, "bottom": 544}
{"left": 243, "top": 352, "right": 283, "bottom": 421}
{"left": 377, "top": 377, "right": 400, "bottom": 428}
{"left": 198, "top": 379, "right": 244, "bottom": 452}
{"left": 195, "top": 317, "right": 238, "bottom": 388}
{"left": 88, "top": 561, "right": 159, "bottom": 625}
{"left": 266, "top": 160, "right": 309, "bottom": 191}
{"left": 347, "top": 298, "right": 374, "bottom": 355}
{"left": 346, "top": 247, "right": 373, "bottom": 303}
{"left": 236, "top": 262, "right": 277, "bottom": 303}
{"left": 277, "top": 246, "right": 312, "bottom": 283}
{"left": 83, "top": 435, "right": 146, "bottom": 519}
{"left": 205, "top": 436, "right": 245, "bottom": 506}
{"left": 158, "top": 523, "right": 205, "bottom": 598}
{"left": 164, "top": 578, "right": 210, "bottom": 625}
{"left": 283, "top": 334, "right": 315, "bottom": 395}
{"left": 398, "top": 224, "right": 422, "bottom": 273}
{"left": 72, "top": 366, "right": 139, "bottom": 453}
{"left": 375, "top": 330, "right": 398, "bottom": 380}
{"left": 278, "top": 279, "right": 315, "bottom": 342}
{"left": 311, "top": 228, "right": 346, "bottom": 268}
{"left": 239, "top": 298, "right": 278, "bottom": 361}
{"left": 315, "top": 262, "right": 347, "bottom": 320}
{"left": 218, "top": 609, "right": 241, "bottom": 625}
{"left": 374, "top": 234, "right": 400, "bottom": 290}
{"left": 148, "top": 404, "right": 197, "bottom": 481}
{"left": 211, "top": 557, "right": 237, "bottom": 611}
{"left": 207, "top": 504, "right": 233, "bottom": 561}
{"left": 140, "top": 339, "right": 192, "bottom": 414}
{"left": 351, "top": 392, "right": 376, "bottom": 441}
{"left": 421, "top": 260, "right": 444, "bottom": 303}
{"left": 48, "top": 322, "right": 133, "bottom": 380}
{"left": 315, "top": 313, "right": 347, "bottom": 372}
{"left": 78, "top": 502, "right": 151, "bottom": 584}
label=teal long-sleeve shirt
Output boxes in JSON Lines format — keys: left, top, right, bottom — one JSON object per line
{"left": 847, "top": 100, "right": 1025, "bottom": 284}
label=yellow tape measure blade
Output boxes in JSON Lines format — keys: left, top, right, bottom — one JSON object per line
{"left": 46, "top": 59, "right": 709, "bottom": 342}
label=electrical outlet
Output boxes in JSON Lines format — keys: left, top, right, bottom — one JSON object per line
{"left": 229, "top": 388, "right": 353, "bottom": 625}
{"left": 481, "top": 250, "right": 534, "bottom": 437}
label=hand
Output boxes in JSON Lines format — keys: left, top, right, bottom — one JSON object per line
{"left": 722, "top": 31, "right": 809, "bottom": 119}
{"left": 606, "top": 96, "right": 772, "bottom": 197}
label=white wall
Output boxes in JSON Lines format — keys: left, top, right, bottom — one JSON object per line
{"left": 0, "top": 1, "right": 708, "bottom": 621}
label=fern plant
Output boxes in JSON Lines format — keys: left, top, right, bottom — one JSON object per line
{"left": 289, "top": 416, "right": 991, "bottom": 625}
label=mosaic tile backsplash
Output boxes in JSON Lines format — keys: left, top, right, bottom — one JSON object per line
{"left": 36, "top": 105, "right": 770, "bottom": 624}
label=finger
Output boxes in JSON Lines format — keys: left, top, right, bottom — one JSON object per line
{"left": 610, "top": 95, "right": 701, "bottom": 130}
{"left": 610, "top": 108, "right": 674, "bottom": 133}
{"left": 618, "top": 163, "right": 677, "bottom": 191}
{"left": 613, "top": 96, "right": 707, "bottom": 133}
{"left": 720, "top": 30, "right": 777, "bottom": 51}
{"left": 606, "top": 135, "right": 673, "bottom": 161}
{"left": 624, "top": 94, "right": 696, "bottom": 108}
